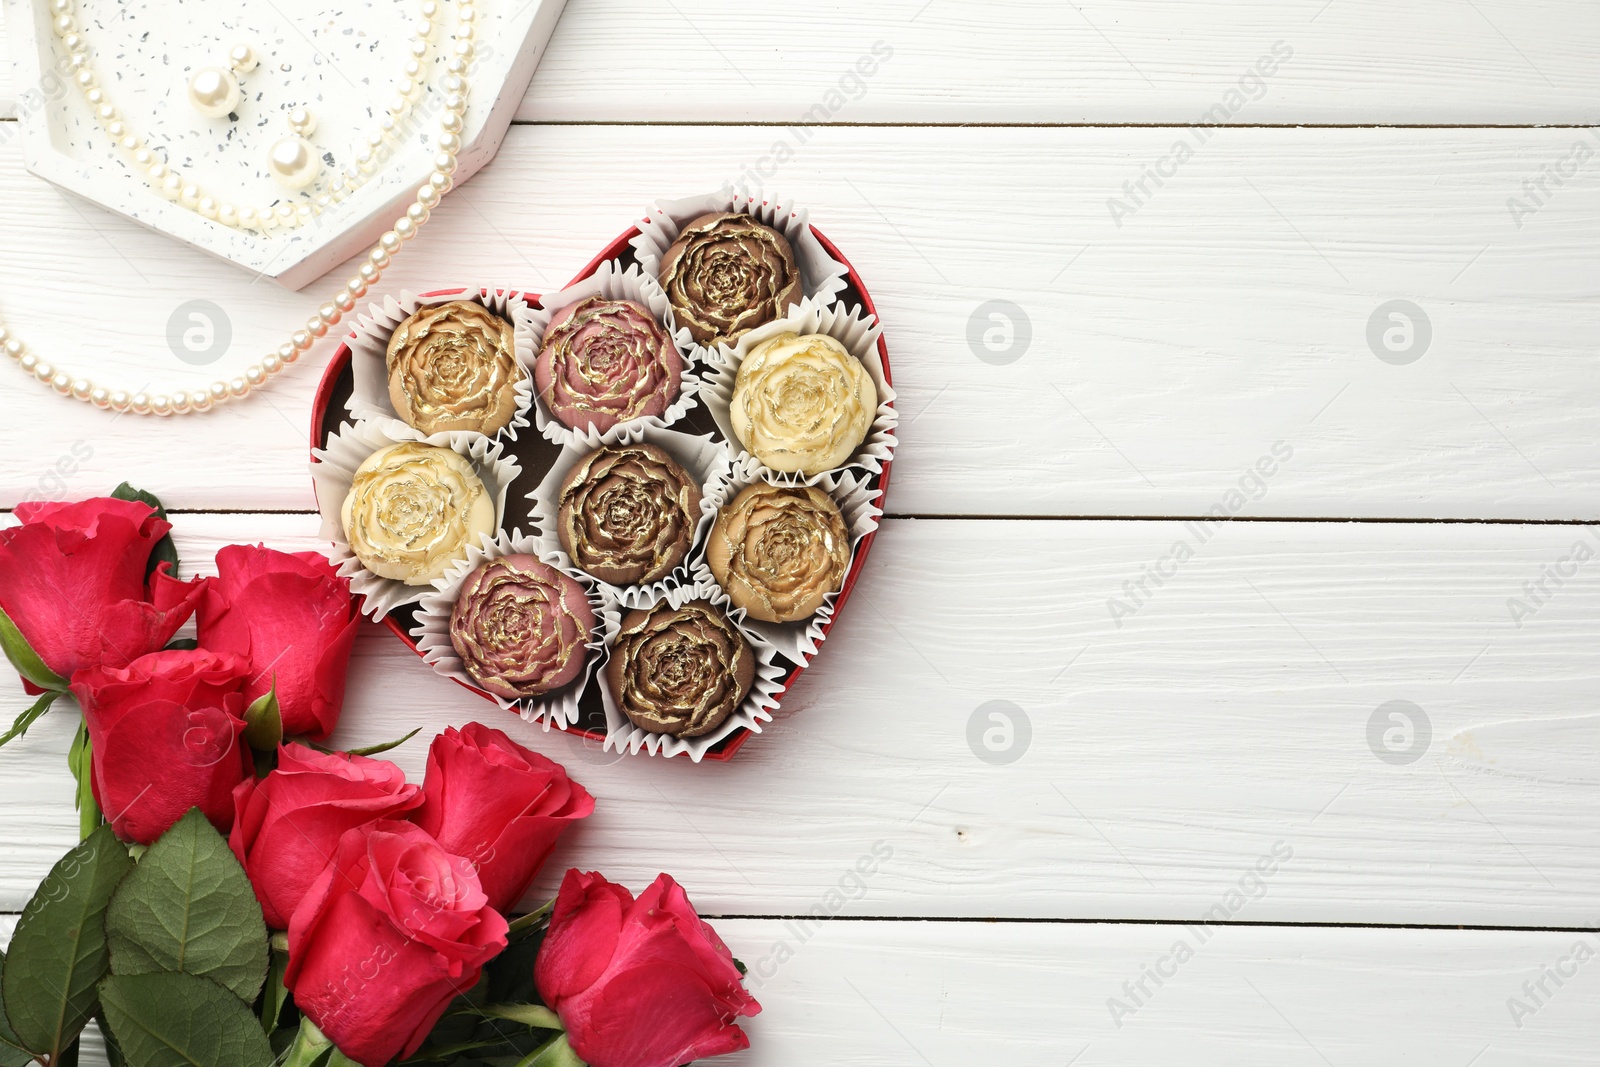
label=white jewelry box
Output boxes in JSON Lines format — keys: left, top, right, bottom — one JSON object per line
{"left": 3, "top": 0, "right": 565, "bottom": 289}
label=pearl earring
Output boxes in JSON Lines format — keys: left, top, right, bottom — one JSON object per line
{"left": 268, "top": 108, "right": 320, "bottom": 190}
{"left": 187, "top": 44, "right": 256, "bottom": 119}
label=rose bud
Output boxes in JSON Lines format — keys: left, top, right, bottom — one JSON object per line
{"left": 534, "top": 296, "right": 682, "bottom": 434}
{"left": 658, "top": 212, "right": 802, "bottom": 347}
{"left": 386, "top": 300, "right": 521, "bottom": 437}
{"left": 605, "top": 601, "right": 755, "bottom": 739}
{"left": 0, "top": 497, "right": 204, "bottom": 683}
{"left": 556, "top": 444, "right": 701, "bottom": 587}
{"left": 449, "top": 556, "right": 595, "bottom": 700}
{"left": 706, "top": 483, "right": 851, "bottom": 623}
{"left": 730, "top": 332, "right": 877, "bottom": 474}
{"left": 413, "top": 723, "right": 594, "bottom": 913}
{"left": 197, "top": 545, "right": 360, "bottom": 740}
{"left": 69, "top": 649, "right": 252, "bottom": 845}
{"left": 229, "top": 743, "right": 424, "bottom": 929}
{"left": 285, "top": 820, "right": 509, "bottom": 1067}
{"left": 535, "top": 870, "right": 761, "bottom": 1067}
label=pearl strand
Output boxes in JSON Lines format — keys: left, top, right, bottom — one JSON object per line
{"left": 6, "top": 5, "right": 474, "bottom": 416}
{"left": 48, "top": 0, "right": 461, "bottom": 234}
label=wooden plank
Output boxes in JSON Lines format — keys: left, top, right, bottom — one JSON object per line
{"left": 3, "top": 914, "right": 1596, "bottom": 1065}
{"left": 628, "top": 923, "right": 1599, "bottom": 1066}
{"left": 4, "top": 1, "right": 1600, "bottom": 123}
{"left": 521, "top": 0, "right": 1600, "bottom": 125}
{"left": 1, "top": 124, "right": 1598, "bottom": 519}
{"left": 0, "top": 515, "right": 1595, "bottom": 924}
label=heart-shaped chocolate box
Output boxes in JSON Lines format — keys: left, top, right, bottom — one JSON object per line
{"left": 311, "top": 206, "right": 893, "bottom": 761}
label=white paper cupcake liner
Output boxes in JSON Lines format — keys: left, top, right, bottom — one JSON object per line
{"left": 699, "top": 296, "right": 899, "bottom": 486}
{"left": 523, "top": 261, "right": 703, "bottom": 449}
{"left": 343, "top": 288, "right": 537, "bottom": 444}
{"left": 630, "top": 186, "right": 851, "bottom": 362}
{"left": 690, "top": 457, "right": 882, "bottom": 664}
{"left": 596, "top": 578, "right": 788, "bottom": 763}
{"left": 310, "top": 418, "right": 520, "bottom": 620}
{"left": 410, "top": 528, "right": 619, "bottom": 730}
{"left": 528, "top": 423, "right": 733, "bottom": 610}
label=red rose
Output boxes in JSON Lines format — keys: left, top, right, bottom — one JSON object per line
{"left": 0, "top": 497, "right": 203, "bottom": 683}
{"left": 285, "top": 820, "right": 509, "bottom": 1067}
{"left": 413, "top": 723, "right": 594, "bottom": 913}
{"left": 197, "top": 545, "right": 360, "bottom": 739}
{"left": 535, "top": 871, "right": 760, "bottom": 1067}
{"left": 229, "top": 744, "right": 424, "bottom": 929}
{"left": 68, "top": 649, "right": 252, "bottom": 844}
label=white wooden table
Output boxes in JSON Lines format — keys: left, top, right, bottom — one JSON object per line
{"left": 4, "top": 3, "right": 1600, "bottom": 1064}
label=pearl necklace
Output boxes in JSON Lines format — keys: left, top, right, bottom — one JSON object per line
{"left": 3, "top": 1, "right": 477, "bottom": 416}
{"left": 47, "top": 0, "right": 471, "bottom": 233}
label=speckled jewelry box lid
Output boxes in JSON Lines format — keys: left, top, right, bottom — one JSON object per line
{"left": 3, "top": 0, "right": 566, "bottom": 289}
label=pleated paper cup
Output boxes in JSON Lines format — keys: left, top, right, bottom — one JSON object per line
{"left": 596, "top": 579, "right": 787, "bottom": 763}
{"left": 691, "top": 456, "right": 882, "bottom": 664}
{"left": 630, "top": 186, "right": 850, "bottom": 361}
{"left": 411, "top": 528, "right": 618, "bottom": 730}
{"left": 523, "top": 261, "right": 702, "bottom": 448}
{"left": 310, "top": 418, "right": 519, "bottom": 620}
{"left": 344, "top": 287, "right": 536, "bottom": 443}
{"left": 699, "top": 296, "right": 898, "bottom": 486}
{"left": 528, "top": 423, "right": 732, "bottom": 610}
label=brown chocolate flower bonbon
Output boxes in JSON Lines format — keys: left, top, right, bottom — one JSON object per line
{"left": 556, "top": 444, "right": 702, "bottom": 586}
{"left": 605, "top": 600, "right": 755, "bottom": 738}
{"left": 657, "top": 213, "right": 802, "bottom": 348}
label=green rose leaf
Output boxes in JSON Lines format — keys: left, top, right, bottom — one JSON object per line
{"left": 242, "top": 685, "right": 282, "bottom": 753}
{"left": 106, "top": 809, "right": 268, "bottom": 1004}
{"left": 0, "top": 609, "right": 66, "bottom": 694}
{"left": 97, "top": 1009, "right": 129, "bottom": 1067}
{"left": 0, "top": 953, "right": 33, "bottom": 1067}
{"left": 99, "top": 972, "right": 275, "bottom": 1067}
{"left": 109, "top": 483, "right": 180, "bottom": 580}
{"left": 0, "top": 825, "right": 133, "bottom": 1061}
{"left": 0, "top": 689, "right": 63, "bottom": 751}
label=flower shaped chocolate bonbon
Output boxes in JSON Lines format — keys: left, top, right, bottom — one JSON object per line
{"left": 341, "top": 442, "right": 496, "bottom": 586}
{"left": 658, "top": 212, "right": 802, "bottom": 348}
{"left": 706, "top": 483, "right": 850, "bottom": 624}
{"left": 448, "top": 554, "right": 595, "bottom": 700}
{"left": 556, "top": 444, "right": 701, "bottom": 587}
{"left": 534, "top": 296, "right": 682, "bottom": 434}
{"left": 605, "top": 600, "right": 755, "bottom": 738}
{"left": 387, "top": 300, "right": 521, "bottom": 436}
